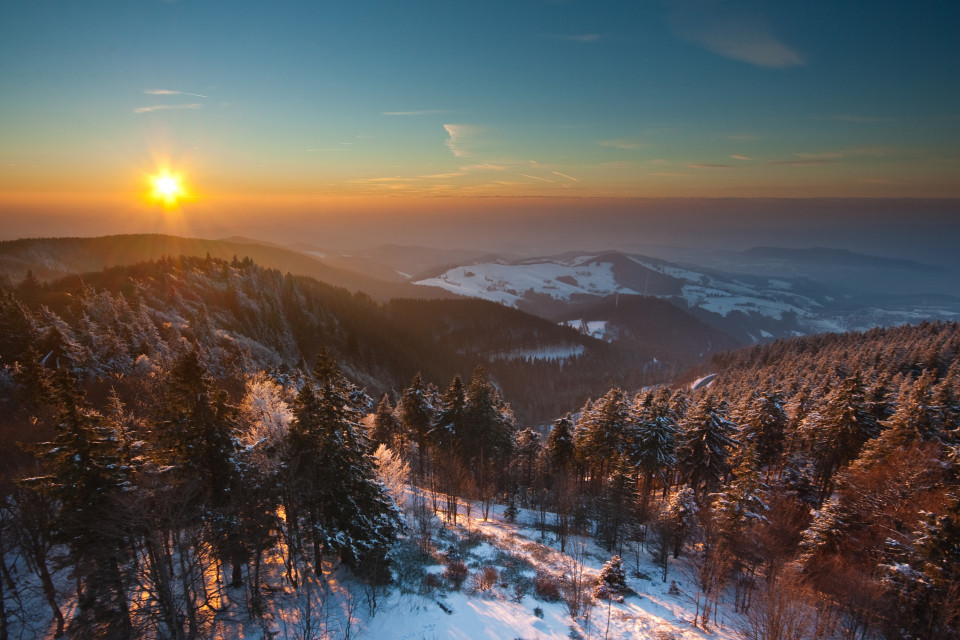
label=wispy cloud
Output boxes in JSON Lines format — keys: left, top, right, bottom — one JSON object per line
{"left": 795, "top": 152, "right": 844, "bottom": 160}
{"left": 730, "top": 155, "right": 750, "bottom": 161}
{"left": 685, "top": 162, "right": 731, "bottom": 169}
{"left": 133, "top": 103, "right": 203, "bottom": 114}
{"left": 552, "top": 170, "right": 580, "bottom": 182}
{"left": 599, "top": 138, "right": 642, "bottom": 150}
{"left": 420, "top": 172, "right": 467, "bottom": 179}
{"left": 516, "top": 173, "right": 555, "bottom": 183}
{"left": 768, "top": 158, "right": 835, "bottom": 166}
{"left": 382, "top": 109, "right": 453, "bottom": 116}
{"left": 144, "top": 89, "right": 209, "bottom": 98}
{"left": 670, "top": 3, "right": 803, "bottom": 68}
{"left": 460, "top": 163, "right": 506, "bottom": 171}
{"left": 444, "top": 124, "right": 483, "bottom": 158}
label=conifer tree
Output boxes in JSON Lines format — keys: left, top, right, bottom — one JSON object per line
{"left": 802, "top": 373, "right": 880, "bottom": 501}
{"left": 881, "top": 495, "right": 960, "bottom": 639}
{"left": 577, "top": 387, "right": 632, "bottom": 488}
{"left": 737, "top": 391, "right": 787, "bottom": 480}
{"left": 400, "top": 373, "right": 435, "bottom": 476}
{"left": 677, "top": 393, "right": 738, "bottom": 498}
{"left": 633, "top": 387, "right": 678, "bottom": 518}
{"left": 433, "top": 374, "right": 466, "bottom": 453}
{"left": 25, "top": 369, "right": 132, "bottom": 638}
{"left": 370, "top": 394, "right": 401, "bottom": 450}
{"left": 461, "top": 366, "right": 515, "bottom": 471}
{"left": 285, "top": 351, "right": 402, "bottom": 575}
{"left": 547, "top": 414, "right": 576, "bottom": 473}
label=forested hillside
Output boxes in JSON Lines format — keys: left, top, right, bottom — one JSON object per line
{"left": 1, "top": 252, "right": 958, "bottom": 640}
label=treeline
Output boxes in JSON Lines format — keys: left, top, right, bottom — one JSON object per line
{"left": 406, "top": 320, "right": 956, "bottom": 639}
{"left": 1, "top": 255, "right": 655, "bottom": 425}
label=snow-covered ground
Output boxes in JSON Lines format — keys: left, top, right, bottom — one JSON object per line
{"left": 414, "top": 258, "right": 638, "bottom": 307}
{"left": 10, "top": 493, "right": 748, "bottom": 640}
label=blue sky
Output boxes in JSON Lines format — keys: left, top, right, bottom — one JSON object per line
{"left": 1, "top": 0, "right": 958, "bottom": 210}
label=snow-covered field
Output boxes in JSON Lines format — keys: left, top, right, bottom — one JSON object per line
{"left": 414, "top": 258, "right": 638, "bottom": 307}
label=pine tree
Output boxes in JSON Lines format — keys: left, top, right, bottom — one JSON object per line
{"left": 711, "top": 445, "right": 768, "bottom": 549}
{"left": 737, "top": 390, "right": 787, "bottom": 480}
{"left": 546, "top": 414, "right": 576, "bottom": 473}
{"left": 881, "top": 495, "right": 960, "bottom": 639}
{"left": 677, "top": 393, "right": 738, "bottom": 498}
{"left": 801, "top": 373, "right": 879, "bottom": 501}
{"left": 577, "top": 387, "right": 632, "bottom": 488}
{"left": 432, "top": 374, "right": 465, "bottom": 453}
{"left": 633, "top": 387, "right": 678, "bottom": 518}
{"left": 460, "top": 366, "right": 515, "bottom": 470}
{"left": 594, "top": 555, "right": 628, "bottom": 599}
{"left": 370, "top": 394, "right": 401, "bottom": 450}
{"left": 400, "top": 373, "right": 435, "bottom": 477}
{"left": 284, "top": 351, "right": 402, "bottom": 576}
{"left": 24, "top": 369, "right": 133, "bottom": 638}
{"left": 0, "top": 286, "right": 36, "bottom": 365}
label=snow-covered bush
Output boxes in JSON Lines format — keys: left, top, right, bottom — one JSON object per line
{"left": 594, "top": 555, "right": 627, "bottom": 599}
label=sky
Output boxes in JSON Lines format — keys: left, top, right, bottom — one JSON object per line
{"left": 0, "top": 0, "right": 958, "bottom": 254}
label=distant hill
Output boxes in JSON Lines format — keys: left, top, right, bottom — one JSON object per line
{"left": 0, "top": 234, "right": 456, "bottom": 302}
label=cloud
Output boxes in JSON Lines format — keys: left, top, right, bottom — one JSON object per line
{"left": 768, "top": 158, "right": 835, "bottom": 166}
{"left": 730, "top": 155, "right": 750, "bottom": 160}
{"left": 552, "top": 170, "right": 580, "bottom": 182}
{"left": 382, "top": 110, "right": 452, "bottom": 116}
{"left": 516, "top": 173, "right": 555, "bottom": 183}
{"left": 599, "top": 139, "right": 642, "bottom": 150}
{"left": 443, "top": 124, "right": 483, "bottom": 158}
{"left": 670, "top": 3, "right": 804, "bottom": 68}
{"left": 133, "top": 103, "right": 203, "bottom": 114}
{"left": 144, "top": 89, "right": 208, "bottom": 98}
{"left": 420, "top": 172, "right": 467, "bottom": 179}
{"left": 795, "top": 152, "right": 844, "bottom": 160}
{"left": 460, "top": 163, "right": 507, "bottom": 171}
{"left": 685, "top": 162, "right": 731, "bottom": 169}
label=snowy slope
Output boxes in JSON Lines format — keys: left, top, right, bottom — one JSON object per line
{"left": 414, "top": 256, "right": 638, "bottom": 307}
{"left": 413, "top": 251, "right": 960, "bottom": 342}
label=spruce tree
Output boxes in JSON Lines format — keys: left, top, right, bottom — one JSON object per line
{"left": 25, "top": 369, "right": 132, "bottom": 638}
{"left": 737, "top": 390, "right": 787, "bottom": 480}
{"left": 285, "top": 351, "right": 402, "bottom": 576}
{"left": 400, "top": 373, "right": 435, "bottom": 477}
{"left": 546, "top": 414, "right": 576, "bottom": 473}
{"left": 676, "top": 393, "right": 738, "bottom": 498}
{"left": 633, "top": 387, "right": 678, "bottom": 518}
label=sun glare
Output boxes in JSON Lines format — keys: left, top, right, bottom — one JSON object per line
{"left": 150, "top": 172, "right": 185, "bottom": 206}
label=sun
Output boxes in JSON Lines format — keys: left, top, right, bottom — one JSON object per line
{"left": 150, "top": 171, "right": 185, "bottom": 206}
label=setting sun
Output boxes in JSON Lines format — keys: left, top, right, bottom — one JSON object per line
{"left": 150, "top": 172, "right": 185, "bottom": 206}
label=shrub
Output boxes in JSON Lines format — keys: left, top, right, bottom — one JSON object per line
{"left": 534, "top": 571, "right": 562, "bottom": 601}
{"left": 422, "top": 573, "right": 444, "bottom": 593}
{"left": 470, "top": 565, "right": 500, "bottom": 593}
{"left": 443, "top": 559, "right": 469, "bottom": 590}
